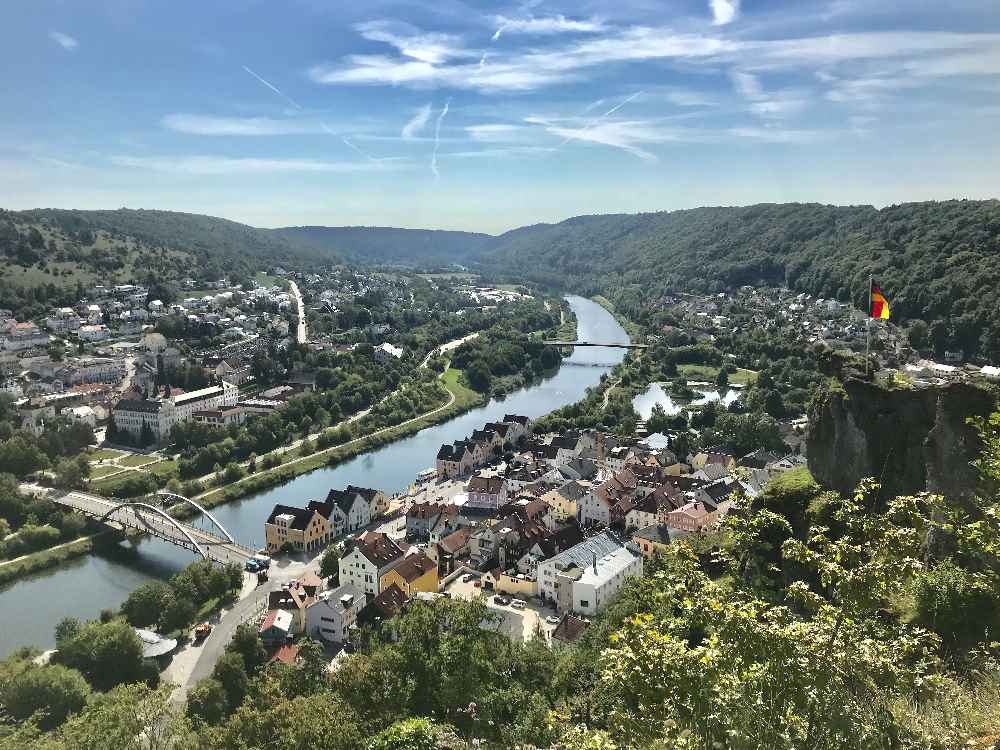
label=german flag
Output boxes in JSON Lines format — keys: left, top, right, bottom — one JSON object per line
{"left": 870, "top": 281, "right": 890, "bottom": 320}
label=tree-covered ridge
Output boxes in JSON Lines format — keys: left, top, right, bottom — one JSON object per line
{"left": 3, "top": 207, "right": 320, "bottom": 282}
{"left": 484, "top": 200, "right": 1000, "bottom": 358}
{"left": 269, "top": 225, "right": 495, "bottom": 266}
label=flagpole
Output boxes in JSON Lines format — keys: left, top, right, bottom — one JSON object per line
{"left": 865, "top": 276, "right": 872, "bottom": 377}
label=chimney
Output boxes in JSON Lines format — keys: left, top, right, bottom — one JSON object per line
{"left": 592, "top": 551, "right": 598, "bottom": 573}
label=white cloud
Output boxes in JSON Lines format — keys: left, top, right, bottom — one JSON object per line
{"left": 401, "top": 104, "right": 432, "bottom": 139}
{"left": 730, "top": 70, "right": 762, "bottom": 99}
{"left": 490, "top": 15, "right": 606, "bottom": 36}
{"left": 730, "top": 70, "right": 809, "bottom": 119}
{"left": 709, "top": 0, "right": 740, "bottom": 26}
{"left": 310, "top": 24, "right": 1000, "bottom": 97}
{"left": 356, "top": 20, "right": 469, "bottom": 64}
{"left": 49, "top": 31, "right": 78, "bottom": 50}
{"left": 110, "top": 155, "right": 405, "bottom": 175}
{"left": 466, "top": 124, "right": 526, "bottom": 142}
{"left": 162, "top": 114, "right": 317, "bottom": 136}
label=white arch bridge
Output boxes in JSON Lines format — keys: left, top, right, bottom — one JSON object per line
{"left": 51, "top": 490, "right": 254, "bottom": 567}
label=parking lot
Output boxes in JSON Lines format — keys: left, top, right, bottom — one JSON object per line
{"left": 444, "top": 574, "right": 561, "bottom": 643}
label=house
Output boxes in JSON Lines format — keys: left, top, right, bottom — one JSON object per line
{"left": 436, "top": 441, "right": 475, "bottom": 479}
{"left": 551, "top": 614, "right": 590, "bottom": 649}
{"left": 267, "top": 644, "right": 302, "bottom": 667}
{"left": 624, "top": 492, "right": 660, "bottom": 531}
{"left": 339, "top": 532, "right": 407, "bottom": 597}
{"left": 516, "top": 525, "right": 584, "bottom": 576}
{"left": 540, "top": 480, "right": 590, "bottom": 524}
{"left": 380, "top": 552, "right": 439, "bottom": 597}
{"left": 357, "top": 584, "right": 408, "bottom": 629}
{"left": 259, "top": 610, "right": 293, "bottom": 644}
{"left": 631, "top": 524, "right": 685, "bottom": 558}
{"left": 373, "top": 342, "right": 404, "bottom": 365}
{"left": 305, "top": 585, "right": 364, "bottom": 645}
{"left": 268, "top": 578, "right": 321, "bottom": 634}
{"left": 536, "top": 531, "right": 623, "bottom": 605}
{"left": 311, "top": 487, "right": 372, "bottom": 535}
{"left": 406, "top": 501, "right": 459, "bottom": 541}
{"left": 738, "top": 448, "right": 782, "bottom": 470}
{"left": 430, "top": 526, "right": 474, "bottom": 575}
{"left": 192, "top": 407, "right": 246, "bottom": 427}
{"left": 667, "top": 500, "right": 720, "bottom": 532}
{"left": 565, "top": 544, "right": 643, "bottom": 616}
{"left": 691, "top": 448, "right": 736, "bottom": 472}
{"left": 264, "top": 504, "right": 331, "bottom": 554}
{"left": 467, "top": 474, "right": 507, "bottom": 508}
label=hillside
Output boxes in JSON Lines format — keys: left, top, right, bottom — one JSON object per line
{"left": 482, "top": 200, "right": 1000, "bottom": 359}
{"left": 269, "top": 225, "right": 494, "bottom": 266}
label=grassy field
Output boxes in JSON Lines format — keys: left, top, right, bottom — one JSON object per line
{"left": 145, "top": 459, "right": 180, "bottom": 478}
{"left": 90, "top": 465, "right": 123, "bottom": 479}
{"left": 678, "top": 363, "right": 758, "bottom": 386}
{"left": 119, "top": 454, "right": 157, "bottom": 467}
{"left": 86, "top": 448, "right": 125, "bottom": 461}
{"left": 255, "top": 271, "right": 287, "bottom": 289}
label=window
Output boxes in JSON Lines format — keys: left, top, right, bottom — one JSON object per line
{"left": 579, "top": 600, "right": 589, "bottom": 608}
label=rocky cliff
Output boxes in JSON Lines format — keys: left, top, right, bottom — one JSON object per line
{"left": 807, "top": 375, "right": 996, "bottom": 500}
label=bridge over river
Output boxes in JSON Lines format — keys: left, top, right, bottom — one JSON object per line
{"left": 51, "top": 490, "right": 254, "bottom": 567}
{"left": 542, "top": 340, "right": 648, "bottom": 350}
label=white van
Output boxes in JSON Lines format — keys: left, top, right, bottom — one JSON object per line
{"left": 511, "top": 599, "right": 527, "bottom": 610}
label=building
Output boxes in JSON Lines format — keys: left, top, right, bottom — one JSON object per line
{"left": 339, "top": 532, "right": 407, "bottom": 597}
{"left": 259, "top": 610, "right": 294, "bottom": 644}
{"left": 305, "top": 585, "right": 364, "bottom": 645}
{"left": 380, "top": 552, "right": 439, "bottom": 597}
{"left": 78, "top": 324, "right": 111, "bottom": 342}
{"left": 192, "top": 406, "right": 246, "bottom": 427}
{"left": 565, "top": 544, "right": 643, "bottom": 616}
{"left": 536, "top": 531, "right": 624, "bottom": 606}
{"left": 310, "top": 486, "right": 387, "bottom": 536}
{"left": 112, "top": 381, "right": 239, "bottom": 441}
{"left": 630, "top": 524, "right": 684, "bottom": 558}
{"left": 466, "top": 475, "right": 507, "bottom": 509}
{"left": 264, "top": 504, "right": 331, "bottom": 554}
{"left": 551, "top": 614, "right": 590, "bottom": 650}
{"left": 1, "top": 322, "right": 49, "bottom": 352}
{"left": 373, "top": 342, "right": 404, "bottom": 365}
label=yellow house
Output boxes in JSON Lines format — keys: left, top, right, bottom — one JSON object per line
{"left": 380, "top": 552, "right": 439, "bottom": 597}
{"left": 691, "top": 451, "right": 736, "bottom": 472}
{"left": 540, "top": 481, "right": 589, "bottom": 523}
{"left": 265, "top": 505, "right": 331, "bottom": 554}
{"left": 630, "top": 524, "right": 678, "bottom": 558}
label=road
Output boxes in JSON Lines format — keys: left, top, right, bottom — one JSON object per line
{"left": 289, "top": 281, "right": 307, "bottom": 344}
{"left": 420, "top": 331, "right": 479, "bottom": 368}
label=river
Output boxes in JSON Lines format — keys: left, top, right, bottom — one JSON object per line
{"left": 0, "top": 295, "right": 628, "bottom": 657}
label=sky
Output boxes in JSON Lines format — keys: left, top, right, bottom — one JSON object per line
{"left": 2, "top": 0, "right": 999, "bottom": 234}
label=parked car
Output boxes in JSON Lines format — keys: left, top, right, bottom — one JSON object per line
{"left": 193, "top": 623, "right": 212, "bottom": 641}
{"left": 511, "top": 599, "right": 526, "bottom": 610}
{"left": 245, "top": 559, "right": 260, "bottom": 572}
{"left": 545, "top": 615, "right": 560, "bottom": 625}
{"left": 252, "top": 554, "right": 272, "bottom": 569}
{"left": 461, "top": 573, "right": 476, "bottom": 583}
{"left": 493, "top": 595, "right": 511, "bottom": 606}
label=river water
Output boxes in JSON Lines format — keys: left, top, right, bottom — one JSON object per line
{"left": 0, "top": 296, "right": 628, "bottom": 657}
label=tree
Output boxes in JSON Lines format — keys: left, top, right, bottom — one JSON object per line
{"left": 57, "top": 619, "right": 145, "bottom": 691}
{"left": 59, "top": 682, "right": 193, "bottom": 750}
{"left": 120, "top": 581, "right": 172, "bottom": 628}
{"left": 319, "top": 544, "right": 341, "bottom": 580}
{"left": 212, "top": 651, "right": 249, "bottom": 710}
{"left": 465, "top": 360, "right": 492, "bottom": 393}
{"left": 0, "top": 663, "right": 91, "bottom": 729}
{"left": 227, "top": 623, "right": 267, "bottom": 674}
{"left": 186, "top": 677, "right": 228, "bottom": 725}
{"left": 54, "top": 617, "right": 81, "bottom": 646}
{"left": 906, "top": 319, "right": 930, "bottom": 351}
{"left": 0, "top": 436, "right": 50, "bottom": 478}
{"left": 716, "top": 368, "right": 729, "bottom": 389}
{"left": 139, "top": 420, "right": 155, "bottom": 448}
{"left": 54, "top": 455, "right": 89, "bottom": 490}
{"left": 158, "top": 592, "right": 196, "bottom": 634}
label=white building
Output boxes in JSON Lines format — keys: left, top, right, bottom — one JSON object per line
{"left": 305, "top": 585, "right": 364, "bottom": 644}
{"left": 64, "top": 405, "right": 96, "bottom": 428}
{"left": 374, "top": 342, "right": 404, "bottom": 365}
{"left": 570, "top": 545, "right": 643, "bottom": 616}
{"left": 1, "top": 323, "right": 50, "bottom": 352}
{"left": 536, "top": 531, "right": 623, "bottom": 605}
{"left": 112, "top": 381, "right": 240, "bottom": 441}
{"left": 338, "top": 533, "right": 405, "bottom": 597}
{"left": 78, "top": 324, "right": 111, "bottom": 342}
{"left": 45, "top": 308, "right": 83, "bottom": 332}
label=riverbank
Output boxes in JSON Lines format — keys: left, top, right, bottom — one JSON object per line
{"left": 593, "top": 295, "right": 643, "bottom": 341}
{"left": 0, "top": 535, "right": 98, "bottom": 586}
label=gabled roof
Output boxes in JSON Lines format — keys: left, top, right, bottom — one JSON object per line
{"left": 552, "top": 614, "right": 590, "bottom": 645}
{"left": 504, "top": 414, "right": 530, "bottom": 425}
{"left": 354, "top": 532, "right": 405, "bottom": 568}
{"left": 438, "top": 526, "right": 474, "bottom": 554}
{"left": 360, "top": 583, "right": 408, "bottom": 624}
{"left": 266, "top": 504, "right": 316, "bottom": 531}
{"left": 534, "top": 525, "right": 584, "bottom": 558}
{"left": 387, "top": 552, "right": 436, "bottom": 584}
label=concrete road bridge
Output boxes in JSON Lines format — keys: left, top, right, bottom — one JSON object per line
{"left": 51, "top": 489, "right": 254, "bottom": 567}
{"left": 541, "top": 340, "right": 648, "bottom": 349}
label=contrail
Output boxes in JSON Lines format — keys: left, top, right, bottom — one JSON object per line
{"left": 430, "top": 99, "right": 451, "bottom": 180}
{"left": 556, "top": 90, "right": 643, "bottom": 149}
{"left": 341, "top": 135, "right": 378, "bottom": 163}
{"left": 242, "top": 65, "right": 302, "bottom": 110}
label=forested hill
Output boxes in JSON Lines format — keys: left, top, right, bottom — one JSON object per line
{"left": 269, "top": 225, "right": 494, "bottom": 266}
{"left": 482, "top": 200, "right": 1000, "bottom": 359}
{"left": 6, "top": 208, "right": 312, "bottom": 276}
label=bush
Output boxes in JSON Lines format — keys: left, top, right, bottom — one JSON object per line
{"left": 0, "top": 663, "right": 91, "bottom": 729}
{"left": 913, "top": 560, "right": 1000, "bottom": 650}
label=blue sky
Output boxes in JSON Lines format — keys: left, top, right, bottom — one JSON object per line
{"left": 2, "top": 0, "right": 999, "bottom": 233}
